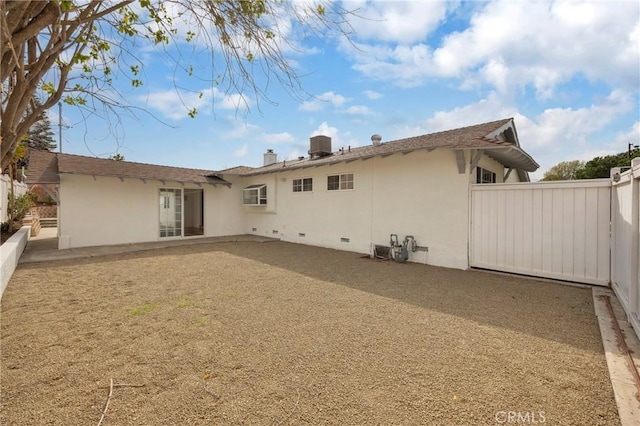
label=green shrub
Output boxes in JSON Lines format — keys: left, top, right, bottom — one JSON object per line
{"left": 8, "top": 191, "right": 37, "bottom": 222}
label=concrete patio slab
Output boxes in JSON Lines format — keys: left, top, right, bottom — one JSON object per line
{"left": 20, "top": 233, "right": 278, "bottom": 263}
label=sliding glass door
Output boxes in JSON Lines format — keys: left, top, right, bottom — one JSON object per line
{"left": 159, "top": 188, "right": 204, "bottom": 238}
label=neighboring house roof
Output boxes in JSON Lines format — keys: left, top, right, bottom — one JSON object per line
{"left": 26, "top": 150, "right": 231, "bottom": 187}
{"left": 222, "top": 118, "right": 539, "bottom": 180}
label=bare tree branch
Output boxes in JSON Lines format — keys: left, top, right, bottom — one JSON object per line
{"left": 1, "top": 0, "right": 357, "bottom": 169}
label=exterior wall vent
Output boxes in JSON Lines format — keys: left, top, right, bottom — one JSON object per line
{"left": 263, "top": 149, "right": 277, "bottom": 166}
{"left": 272, "top": 230, "right": 279, "bottom": 234}
{"left": 251, "top": 227, "right": 257, "bottom": 232}
{"left": 309, "top": 135, "right": 332, "bottom": 159}
{"left": 340, "top": 237, "right": 350, "bottom": 243}
{"left": 298, "top": 232, "right": 306, "bottom": 237}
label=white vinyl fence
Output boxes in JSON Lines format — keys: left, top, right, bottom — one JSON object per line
{"left": 1, "top": 174, "right": 28, "bottom": 224}
{"left": 470, "top": 179, "right": 612, "bottom": 286}
{"left": 470, "top": 166, "right": 640, "bottom": 339}
{"left": 611, "top": 159, "right": 640, "bottom": 338}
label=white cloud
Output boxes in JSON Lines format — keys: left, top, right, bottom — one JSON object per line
{"left": 517, "top": 90, "right": 635, "bottom": 149}
{"left": 284, "top": 147, "right": 306, "bottom": 161}
{"left": 528, "top": 120, "right": 640, "bottom": 180}
{"left": 342, "top": 0, "right": 640, "bottom": 95}
{"left": 221, "top": 119, "right": 260, "bottom": 139}
{"left": 140, "top": 90, "right": 205, "bottom": 120}
{"left": 299, "top": 91, "right": 348, "bottom": 111}
{"left": 612, "top": 122, "right": 640, "bottom": 148}
{"left": 264, "top": 132, "right": 295, "bottom": 144}
{"left": 310, "top": 122, "right": 340, "bottom": 140}
{"left": 140, "top": 87, "right": 251, "bottom": 121}
{"left": 233, "top": 143, "right": 248, "bottom": 158}
{"left": 363, "top": 90, "right": 382, "bottom": 100}
{"left": 343, "top": 105, "right": 373, "bottom": 116}
{"left": 348, "top": 42, "right": 435, "bottom": 88}
{"left": 344, "top": 0, "right": 452, "bottom": 44}
{"left": 423, "top": 92, "right": 518, "bottom": 133}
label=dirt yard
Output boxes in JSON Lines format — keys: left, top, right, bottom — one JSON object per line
{"left": 1, "top": 241, "right": 620, "bottom": 425}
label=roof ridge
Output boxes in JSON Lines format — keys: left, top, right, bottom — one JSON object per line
{"left": 381, "top": 117, "right": 512, "bottom": 145}
{"left": 247, "top": 117, "right": 513, "bottom": 172}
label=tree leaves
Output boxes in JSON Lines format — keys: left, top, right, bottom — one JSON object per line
{"left": 1, "top": 0, "right": 356, "bottom": 170}
{"left": 543, "top": 150, "right": 640, "bottom": 180}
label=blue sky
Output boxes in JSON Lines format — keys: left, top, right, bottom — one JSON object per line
{"left": 53, "top": 0, "right": 639, "bottom": 181}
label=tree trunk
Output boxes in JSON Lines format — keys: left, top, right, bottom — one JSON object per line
{"left": 7, "top": 161, "right": 16, "bottom": 232}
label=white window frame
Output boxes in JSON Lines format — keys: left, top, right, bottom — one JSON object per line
{"left": 293, "top": 177, "right": 313, "bottom": 192}
{"left": 159, "top": 188, "right": 182, "bottom": 238}
{"left": 476, "top": 167, "right": 497, "bottom": 184}
{"left": 243, "top": 184, "right": 267, "bottom": 205}
{"left": 327, "top": 173, "right": 354, "bottom": 191}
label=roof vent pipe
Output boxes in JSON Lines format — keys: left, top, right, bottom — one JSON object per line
{"left": 263, "top": 149, "right": 277, "bottom": 166}
{"left": 371, "top": 134, "right": 382, "bottom": 146}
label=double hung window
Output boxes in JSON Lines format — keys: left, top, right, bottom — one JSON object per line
{"left": 293, "top": 178, "right": 313, "bottom": 192}
{"left": 476, "top": 168, "right": 496, "bottom": 184}
{"left": 327, "top": 173, "right": 354, "bottom": 191}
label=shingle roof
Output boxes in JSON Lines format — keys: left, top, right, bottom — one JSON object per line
{"left": 26, "top": 119, "right": 538, "bottom": 185}
{"left": 26, "top": 150, "right": 60, "bottom": 184}
{"left": 217, "top": 165, "right": 255, "bottom": 174}
{"left": 223, "top": 118, "right": 539, "bottom": 176}
{"left": 27, "top": 151, "right": 231, "bottom": 186}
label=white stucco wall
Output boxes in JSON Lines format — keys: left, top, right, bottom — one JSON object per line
{"left": 243, "top": 148, "right": 474, "bottom": 270}
{"left": 476, "top": 155, "right": 525, "bottom": 183}
{"left": 1, "top": 226, "right": 30, "bottom": 298}
{"left": 58, "top": 174, "right": 245, "bottom": 249}
{"left": 56, "top": 149, "right": 517, "bottom": 270}
{"left": 203, "top": 175, "right": 247, "bottom": 237}
{"left": 370, "top": 149, "right": 472, "bottom": 269}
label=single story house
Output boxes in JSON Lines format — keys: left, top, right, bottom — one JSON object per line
{"left": 26, "top": 118, "right": 538, "bottom": 270}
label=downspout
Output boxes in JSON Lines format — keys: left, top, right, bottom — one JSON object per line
{"left": 369, "top": 155, "right": 375, "bottom": 257}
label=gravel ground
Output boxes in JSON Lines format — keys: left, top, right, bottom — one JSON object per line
{"left": 0, "top": 241, "right": 620, "bottom": 425}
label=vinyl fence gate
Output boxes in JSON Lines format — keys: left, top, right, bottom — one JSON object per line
{"left": 610, "top": 161, "right": 640, "bottom": 337}
{"left": 469, "top": 179, "right": 612, "bottom": 286}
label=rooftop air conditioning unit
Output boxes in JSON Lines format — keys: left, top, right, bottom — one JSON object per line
{"left": 309, "top": 135, "right": 332, "bottom": 158}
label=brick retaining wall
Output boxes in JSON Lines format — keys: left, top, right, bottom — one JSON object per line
{"left": 32, "top": 205, "right": 57, "bottom": 218}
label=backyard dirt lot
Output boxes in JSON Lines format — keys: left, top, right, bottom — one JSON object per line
{"left": 1, "top": 241, "right": 620, "bottom": 425}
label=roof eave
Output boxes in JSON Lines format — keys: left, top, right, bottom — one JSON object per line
{"left": 452, "top": 145, "right": 539, "bottom": 172}
{"left": 59, "top": 172, "right": 232, "bottom": 187}
{"left": 486, "top": 147, "right": 539, "bottom": 172}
